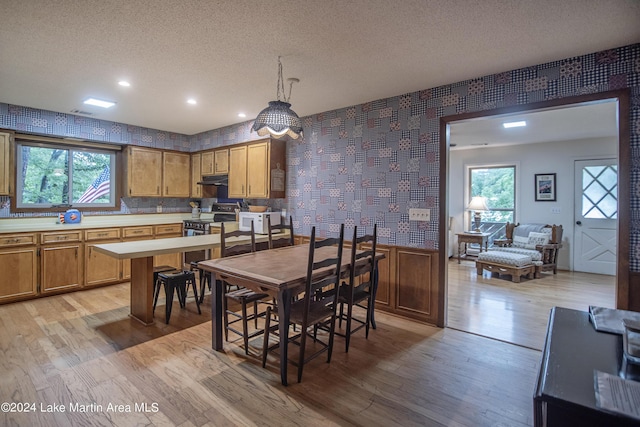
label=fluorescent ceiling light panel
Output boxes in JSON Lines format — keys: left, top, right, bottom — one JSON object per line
{"left": 503, "top": 121, "right": 526, "bottom": 128}
{"left": 238, "top": 113, "right": 246, "bottom": 118}
{"left": 118, "top": 81, "right": 131, "bottom": 87}
{"left": 84, "top": 98, "right": 116, "bottom": 108}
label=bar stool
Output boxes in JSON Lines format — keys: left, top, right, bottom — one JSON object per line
{"left": 153, "top": 265, "right": 179, "bottom": 313}
{"left": 155, "top": 270, "right": 201, "bottom": 324}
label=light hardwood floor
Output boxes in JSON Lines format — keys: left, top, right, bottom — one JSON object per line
{"left": 447, "top": 259, "right": 616, "bottom": 350}
{"left": 0, "top": 281, "right": 541, "bottom": 427}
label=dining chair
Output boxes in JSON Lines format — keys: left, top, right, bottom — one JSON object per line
{"left": 262, "top": 224, "right": 345, "bottom": 383}
{"left": 337, "top": 224, "right": 377, "bottom": 352}
{"left": 267, "top": 215, "right": 295, "bottom": 249}
{"left": 220, "top": 221, "right": 270, "bottom": 355}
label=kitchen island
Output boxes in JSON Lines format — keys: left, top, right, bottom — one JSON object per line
{"left": 94, "top": 232, "right": 278, "bottom": 324}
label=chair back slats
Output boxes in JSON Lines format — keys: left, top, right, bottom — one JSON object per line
{"left": 301, "top": 225, "right": 345, "bottom": 325}
{"left": 267, "top": 215, "right": 295, "bottom": 249}
{"left": 349, "top": 224, "right": 377, "bottom": 288}
{"left": 220, "top": 221, "right": 256, "bottom": 258}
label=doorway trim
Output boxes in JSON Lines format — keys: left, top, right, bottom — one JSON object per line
{"left": 437, "top": 89, "right": 631, "bottom": 327}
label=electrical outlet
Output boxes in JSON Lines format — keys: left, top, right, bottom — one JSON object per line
{"left": 409, "top": 208, "right": 430, "bottom": 221}
{"left": 156, "top": 205, "right": 162, "bottom": 213}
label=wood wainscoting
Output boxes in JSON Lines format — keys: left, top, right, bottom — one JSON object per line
{"left": 367, "top": 244, "right": 440, "bottom": 324}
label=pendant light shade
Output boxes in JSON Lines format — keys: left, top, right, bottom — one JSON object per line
{"left": 252, "top": 100, "right": 303, "bottom": 139}
{"left": 251, "top": 57, "right": 303, "bottom": 140}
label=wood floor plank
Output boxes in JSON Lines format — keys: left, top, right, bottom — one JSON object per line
{"left": 0, "top": 281, "right": 545, "bottom": 426}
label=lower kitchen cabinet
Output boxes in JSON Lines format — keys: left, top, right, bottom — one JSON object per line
{"left": 153, "top": 224, "right": 182, "bottom": 269}
{"left": 85, "top": 228, "right": 121, "bottom": 287}
{"left": 121, "top": 226, "right": 154, "bottom": 281}
{"left": 0, "top": 233, "right": 38, "bottom": 303}
{"left": 40, "top": 230, "right": 83, "bottom": 294}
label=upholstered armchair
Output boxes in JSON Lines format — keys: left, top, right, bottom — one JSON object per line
{"left": 493, "top": 222, "right": 563, "bottom": 274}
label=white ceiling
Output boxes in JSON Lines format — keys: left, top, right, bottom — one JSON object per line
{"left": 1, "top": 0, "right": 639, "bottom": 136}
{"left": 449, "top": 100, "right": 619, "bottom": 150}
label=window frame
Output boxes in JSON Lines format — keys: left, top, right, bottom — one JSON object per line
{"left": 465, "top": 163, "right": 517, "bottom": 241}
{"left": 12, "top": 135, "right": 122, "bottom": 213}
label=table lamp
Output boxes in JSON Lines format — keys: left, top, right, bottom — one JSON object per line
{"left": 467, "top": 196, "right": 489, "bottom": 232}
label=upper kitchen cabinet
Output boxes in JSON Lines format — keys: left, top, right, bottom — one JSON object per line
{"left": 213, "top": 148, "right": 229, "bottom": 174}
{"left": 191, "top": 153, "right": 202, "bottom": 198}
{"left": 124, "top": 146, "right": 162, "bottom": 197}
{"left": 123, "top": 146, "right": 190, "bottom": 198}
{"left": 162, "top": 151, "right": 190, "bottom": 197}
{"left": 201, "top": 148, "right": 228, "bottom": 175}
{"left": 0, "top": 131, "right": 11, "bottom": 195}
{"left": 228, "top": 139, "right": 286, "bottom": 199}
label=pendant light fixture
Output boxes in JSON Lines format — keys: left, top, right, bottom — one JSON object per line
{"left": 251, "top": 57, "right": 303, "bottom": 139}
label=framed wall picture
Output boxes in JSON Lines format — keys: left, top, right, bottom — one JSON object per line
{"left": 535, "top": 173, "right": 556, "bottom": 201}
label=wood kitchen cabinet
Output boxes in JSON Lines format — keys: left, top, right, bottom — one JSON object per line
{"left": 0, "top": 131, "right": 11, "bottom": 196}
{"left": 40, "top": 230, "right": 83, "bottom": 294}
{"left": 0, "top": 233, "right": 38, "bottom": 303}
{"left": 201, "top": 150, "right": 214, "bottom": 175}
{"left": 191, "top": 153, "right": 202, "bottom": 198}
{"left": 162, "top": 151, "right": 190, "bottom": 197}
{"left": 153, "top": 223, "right": 182, "bottom": 269}
{"left": 85, "top": 228, "right": 121, "bottom": 287}
{"left": 228, "top": 139, "right": 286, "bottom": 199}
{"left": 213, "top": 148, "right": 229, "bottom": 174}
{"left": 124, "top": 146, "right": 162, "bottom": 197}
{"left": 121, "top": 226, "right": 154, "bottom": 280}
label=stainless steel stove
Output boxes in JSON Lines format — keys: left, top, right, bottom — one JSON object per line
{"left": 182, "top": 203, "right": 238, "bottom": 267}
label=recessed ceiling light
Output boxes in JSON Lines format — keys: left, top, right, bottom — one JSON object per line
{"left": 187, "top": 98, "right": 197, "bottom": 105}
{"left": 118, "top": 80, "right": 131, "bottom": 87}
{"left": 503, "top": 121, "right": 526, "bottom": 128}
{"left": 83, "top": 98, "right": 116, "bottom": 108}
{"left": 238, "top": 113, "right": 246, "bottom": 118}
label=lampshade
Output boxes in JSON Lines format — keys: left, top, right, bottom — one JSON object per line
{"left": 252, "top": 100, "right": 303, "bottom": 139}
{"left": 251, "top": 57, "right": 303, "bottom": 140}
{"left": 467, "top": 196, "right": 489, "bottom": 211}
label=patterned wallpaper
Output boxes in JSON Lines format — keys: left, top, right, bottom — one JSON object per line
{"left": 1, "top": 43, "right": 639, "bottom": 266}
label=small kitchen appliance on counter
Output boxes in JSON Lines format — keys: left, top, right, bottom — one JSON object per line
{"left": 238, "top": 211, "right": 281, "bottom": 234}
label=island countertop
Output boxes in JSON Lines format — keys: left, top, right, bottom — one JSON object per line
{"left": 93, "top": 231, "right": 283, "bottom": 259}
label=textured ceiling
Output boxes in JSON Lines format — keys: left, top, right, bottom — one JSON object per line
{"left": 1, "top": 0, "right": 639, "bottom": 135}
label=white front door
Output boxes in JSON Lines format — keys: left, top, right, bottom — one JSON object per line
{"left": 573, "top": 159, "right": 617, "bottom": 275}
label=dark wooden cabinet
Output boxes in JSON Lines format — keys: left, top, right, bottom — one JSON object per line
{"left": 534, "top": 307, "right": 640, "bottom": 427}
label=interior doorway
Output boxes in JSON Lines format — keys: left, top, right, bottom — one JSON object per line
{"left": 438, "top": 90, "right": 630, "bottom": 347}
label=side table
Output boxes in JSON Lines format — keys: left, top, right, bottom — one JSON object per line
{"left": 456, "top": 232, "right": 490, "bottom": 263}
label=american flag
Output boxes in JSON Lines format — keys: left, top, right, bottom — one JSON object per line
{"left": 76, "top": 166, "right": 110, "bottom": 203}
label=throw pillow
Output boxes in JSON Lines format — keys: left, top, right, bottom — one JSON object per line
{"left": 512, "top": 235, "right": 529, "bottom": 248}
{"left": 527, "top": 231, "right": 550, "bottom": 248}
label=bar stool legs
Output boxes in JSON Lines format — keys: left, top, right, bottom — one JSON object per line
{"left": 156, "top": 270, "right": 201, "bottom": 324}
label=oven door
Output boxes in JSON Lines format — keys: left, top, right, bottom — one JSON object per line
{"left": 183, "top": 228, "right": 208, "bottom": 267}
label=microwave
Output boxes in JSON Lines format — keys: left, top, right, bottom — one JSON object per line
{"left": 238, "top": 211, "right": 281, "bottom": 234}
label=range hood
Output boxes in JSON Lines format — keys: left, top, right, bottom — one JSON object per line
{"left": 197, "top": 175, "right": 228, "bottom": 186}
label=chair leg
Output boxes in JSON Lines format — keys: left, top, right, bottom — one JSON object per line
{"left": 327, "top": 315, "right": 337, "bottom": 363}
{"left": 297, "top": 324, "right": 308, "bottom": 383}
{"left": 253, "top": 300, "right": 259, "bottom": 329}
{"left": 153, "top": 277, "right": 161, "bottom": 313}
{"left": 345, "top": 300, "right": 354, "bottom": 352}
{"left": 191, "top": 277, "right": 201, "bottom": 314}
{"left": 222, "top": 295, "right": 229, "bottom": 341}
{"left": 241, "top": 299, "right": 249, "bottom": 355}
{"left": 164, "top": 282, "right": 174, "bottom": 324}
{"left": 262, "top": 306, "right": 272, "bottom": 368}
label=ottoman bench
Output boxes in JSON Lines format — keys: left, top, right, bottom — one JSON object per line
{"left": 476, "top": 251, "right": 538, "bottom": 283}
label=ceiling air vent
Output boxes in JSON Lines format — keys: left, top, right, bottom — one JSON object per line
{"left": 70, "top": 109, "right": 94, "bottom": 116}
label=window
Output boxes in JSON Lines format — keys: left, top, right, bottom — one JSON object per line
{"left": 469, "top": 165, "right": 515, "bottom": 240}
{"left": 16, "top": 140, "right": 118, "bottom": 209}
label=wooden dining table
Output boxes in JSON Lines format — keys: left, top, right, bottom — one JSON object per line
{"left": 197, "top": 244, "right": 383, "bottom": 386}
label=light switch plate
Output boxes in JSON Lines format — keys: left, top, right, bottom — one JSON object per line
{"left": 409, "top": 208, "right": 430, "bottom": 221}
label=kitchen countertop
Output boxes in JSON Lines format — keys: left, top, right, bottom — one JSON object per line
{"left": 94, "top": 230, "right": 287, "bottom": 259}
{"left": 0, "top": 213, "right": 194, "bottom": 233}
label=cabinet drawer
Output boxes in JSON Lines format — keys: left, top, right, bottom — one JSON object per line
{"left": 41, "top": 231, "right": 83, "bottom": 244}
{"left": 85, "top": 228, "right": 120, "bottom": 241}
{"left": 154, "top": 224, "right": 182, "bottom": 236}
{"left": 122, "top": 226, "right": 153, "bottom": 239}
{"left": 0, "top": 233, "right": 37, "bottom": 248}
